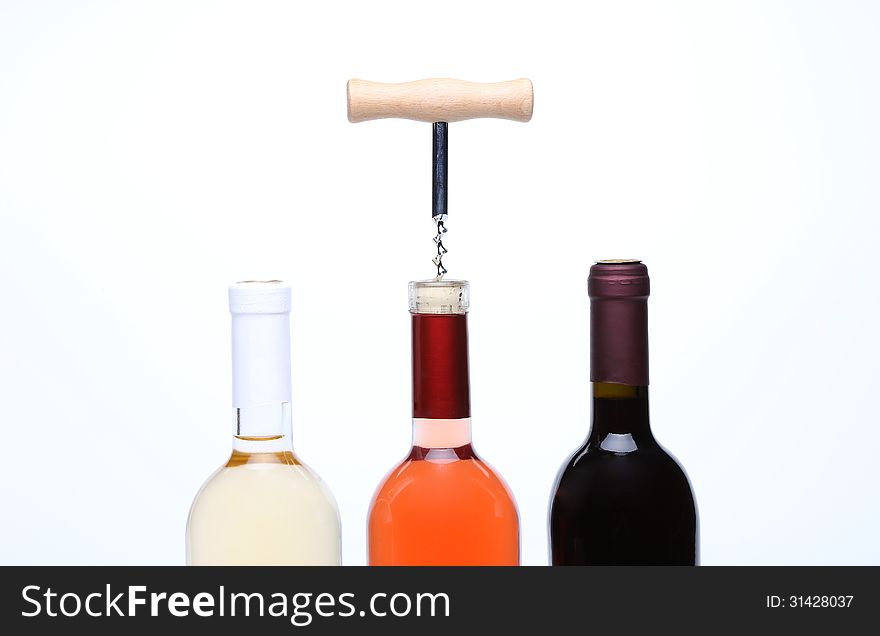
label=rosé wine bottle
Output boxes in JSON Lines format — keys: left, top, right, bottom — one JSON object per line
{"left": 368, "top": 280, "right": 519, "bottom": 566}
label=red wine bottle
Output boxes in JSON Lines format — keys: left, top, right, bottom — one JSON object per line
{"left": 550, "top": 261, "right": 699, "bottom": 565}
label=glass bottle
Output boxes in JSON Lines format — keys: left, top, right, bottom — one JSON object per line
{"left": 368, "top": 280, "right": 519, "bottom": 565}
{"left": 550, "top": 261, "right": 699, "bottom": 565}
{"left": 186, "top": 281, "right": 341, "bottom": 565}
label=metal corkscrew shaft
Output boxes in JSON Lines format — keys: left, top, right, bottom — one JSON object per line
{"left": 346, "top": 77, "right": 534, "bottom": 278}
{"left": 432, "top": 122, "right": 448, "bottom": 278}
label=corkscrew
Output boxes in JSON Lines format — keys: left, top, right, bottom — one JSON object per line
{"left": 347, "top": 78, "right": 534, "bottom": 278}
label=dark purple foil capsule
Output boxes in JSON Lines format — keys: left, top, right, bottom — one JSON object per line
{"left": 588, "top": 260, "right": 650, "bottom": 386}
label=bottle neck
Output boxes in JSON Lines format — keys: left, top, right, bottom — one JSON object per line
{"left": 589, "top": 272, "right": 651, "bottom": 446}
{"left": 412, "top": 417, "right": 472, "bottom": 449}
{"left": 411, "top": 313, "right": 471, "bottom": 420}
{"left": 588, "top": 383, "right": 653, "bottom": 448}
{"left": 231, "top": 312, "right": 293, "bottom": 453}
{"left": 232, "top": 404, "right": 293, "bottom": 453}
{"left": 590, "top": 296, "right": 649, "bottom": 386}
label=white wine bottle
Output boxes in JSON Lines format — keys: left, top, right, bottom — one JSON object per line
{"left": 186, "top": 281, "right": 341, "bottom": 565}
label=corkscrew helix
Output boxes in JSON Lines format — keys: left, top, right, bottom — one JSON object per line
{"left": 347, "top": 78, "right": 534, "bottom": 278}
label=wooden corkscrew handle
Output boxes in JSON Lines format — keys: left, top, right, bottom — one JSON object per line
{"left": 347, "top": 78, "right": 534, "bottom": 123}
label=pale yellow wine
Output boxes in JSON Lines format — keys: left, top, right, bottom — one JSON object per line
{"left": 187, "top": 446, "right": 340, "bottom": 565}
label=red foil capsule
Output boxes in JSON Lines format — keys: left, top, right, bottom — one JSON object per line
{"left": 411, "top": 313, "right": 471, "bottom": 419}
{"left": 409, "top": 280, "right": 471, "bottom": 419}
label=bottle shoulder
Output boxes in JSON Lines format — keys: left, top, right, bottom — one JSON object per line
{"left": 371, "top": 447, "right": 517, "bottom": 510}
{"left": 557, "top": 437, "right": 692, "bottom": 487}
{"left": 376, "top": 452, "right": 512, "bottom": 486}
{"left": 187, "top": 452, "right": 341, "bottom": 566}
{"left": 550, "top": 435, "right": 699, "bottom": 564}
{"left": 190, "top": 451, "right": 340, "bottom": 516}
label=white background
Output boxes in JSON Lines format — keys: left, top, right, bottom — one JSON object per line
{"left": 1, "top": 0, "right": 878, "bottom": 566}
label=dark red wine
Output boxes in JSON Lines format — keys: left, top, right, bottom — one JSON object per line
{"left": 549, "top": 261, "right": 698, "bottom": 565}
